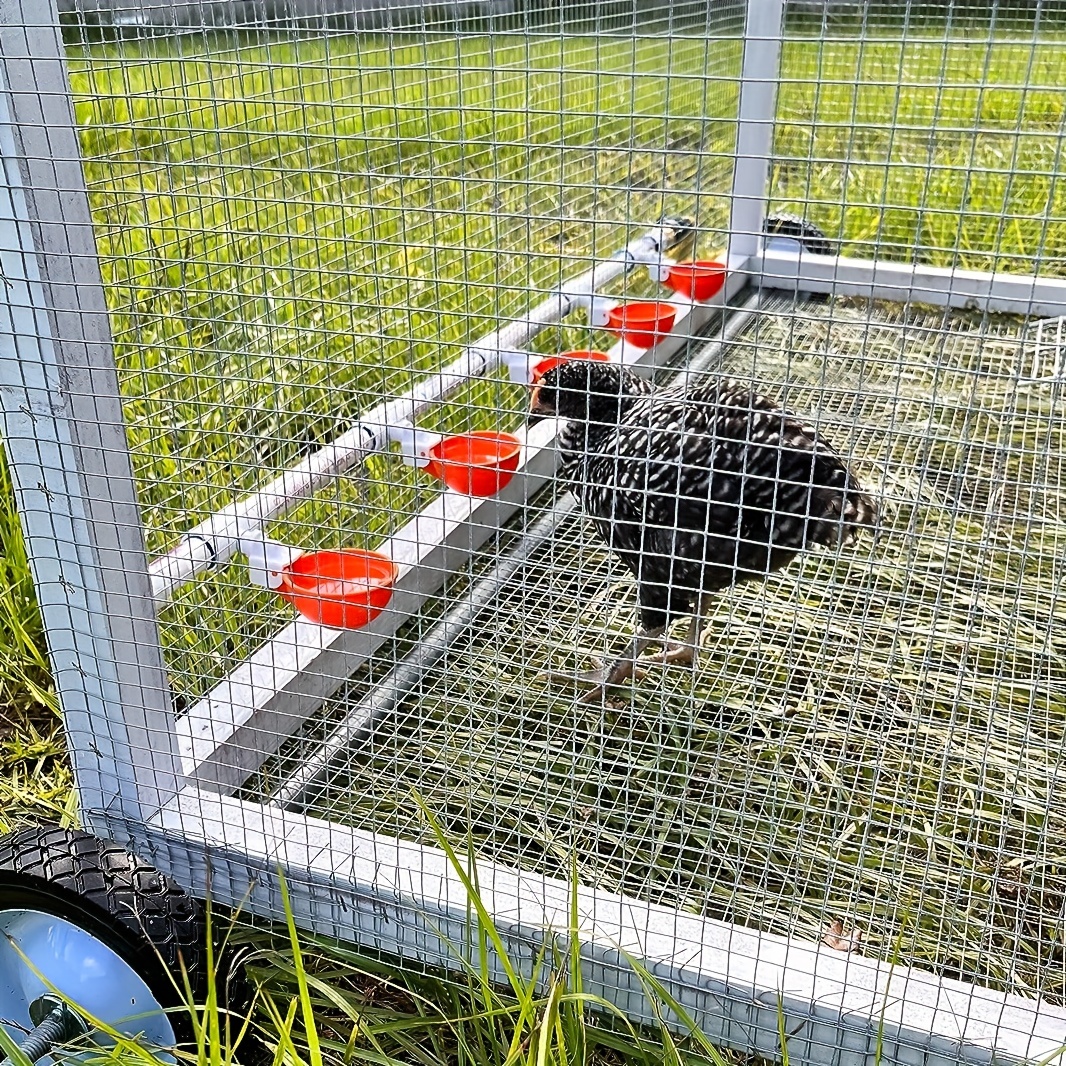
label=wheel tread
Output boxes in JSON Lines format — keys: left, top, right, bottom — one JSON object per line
{"left": 2, "top": 828, "right": 264, "bottom": 1064}
{"left": 0, "top": 827, "right": 203, "bottom": 991}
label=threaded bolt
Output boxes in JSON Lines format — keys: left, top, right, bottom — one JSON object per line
{"left": 1, "top": 995, "right": 87, "bottom": 1066}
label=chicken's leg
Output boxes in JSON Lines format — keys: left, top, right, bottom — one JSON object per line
{"left": 542, "top": 596, "right": 711, "bottom": 703}
{"left": 575, "top": 626, "right": 667, "bottom": 704}
{"left": 636, "top": 593, "right": 713, "bottom": 669}
{"left": 538, "top": 625, "right": 666, "bottom": 700}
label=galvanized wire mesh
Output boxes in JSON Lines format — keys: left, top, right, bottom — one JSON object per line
{"left": 63, "top": 0, "right": 743, "bottom": 702}
{"left": 772, "top": 3, "right": 1066, "bottom": 274}
{"left": 2, "top": 0, "right": 1066, "bottom": 1059}
{"left": 269, "top": 296, "right": 1065, "bottom": 1003}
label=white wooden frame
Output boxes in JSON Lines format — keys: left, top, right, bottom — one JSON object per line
{"left": 752, "top": 249, "right": 1066, "bottom": 317}
{"left": 0, "top": 2, "right": 181, "bottom": 823}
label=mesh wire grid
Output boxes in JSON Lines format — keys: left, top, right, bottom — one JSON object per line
{"left": 1, "top": 0, "right": 1065, "bottom": 1058}
{"left": 771, "top": 3, "right": 1066, "bottom": 274}
{"left": 60, "top": 0, "right": 743, "bottom": 704}
{"left": 256, "top": 294, "right": 1066, "bottom": 1003}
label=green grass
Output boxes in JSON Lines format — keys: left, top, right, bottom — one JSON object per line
{"left": 63, "top": 31, "right": 739, "bottom": 699}
{"left": 306, "top": 299, "right": 1064, "bottom": 1005}
{"left": 0, "top": 452, "right": 68, "bottom": 830}
{"left": 3, "top": 19, "right": 1066, "bottom": 1061}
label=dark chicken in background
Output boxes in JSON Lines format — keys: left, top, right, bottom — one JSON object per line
{"left": 529, "top": 361, "right": 878, "bottom": 702}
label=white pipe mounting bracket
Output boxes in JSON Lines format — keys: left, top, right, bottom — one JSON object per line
{"left": 239, "top": 536, "right": 302, "bottom": 590}
{"left": 559, "top": 281, "right": 615, "bottom": 328}
{"left": 386, "top": 420, "right": 440, "bottom": 468}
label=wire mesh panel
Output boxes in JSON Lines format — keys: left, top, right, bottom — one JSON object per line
{"left": 276, "top": 294, "right": 1065, "bottom": 1002}
{"left": 61, "top": 0, "right": 744, "bottom": 707}
{"left": 770, "top": 1, "right": 1066, "bottom": 276}
{"left": 3, "top": 0, "right": 1066, "bottom": 1063}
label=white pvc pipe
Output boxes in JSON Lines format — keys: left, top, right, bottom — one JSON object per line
{"left": 148, "top": 220, "right": 692, "bottom": 602}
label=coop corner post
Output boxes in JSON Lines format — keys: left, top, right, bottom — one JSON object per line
{"left": 727, "top": 0, "right": 786, "bottom": 273}
{"left": 0, "top": 2, "right": 183, "bottom": 825}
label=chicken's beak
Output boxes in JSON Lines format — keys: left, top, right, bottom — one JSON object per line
{"left": 527, "top": 385, "right": 552, "bottom": 426}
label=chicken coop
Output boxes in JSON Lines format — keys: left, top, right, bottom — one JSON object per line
{"left": 1, "top": 0, "right": 1065, "bottom": 1061}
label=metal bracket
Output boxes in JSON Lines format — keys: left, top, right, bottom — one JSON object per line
{"left": 622, "top": 244, "right": 676, "bottom": 283}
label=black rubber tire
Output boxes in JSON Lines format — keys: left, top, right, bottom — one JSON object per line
{"left": 0, "top": 826, "right": 256, "bottom": 1056}
{"left": 763, "top": 212, "right": 836, "bottom": 256}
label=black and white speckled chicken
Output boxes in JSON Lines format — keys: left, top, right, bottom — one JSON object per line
{"left": 529, "top": 360, "right": 878, "bottom": 701}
